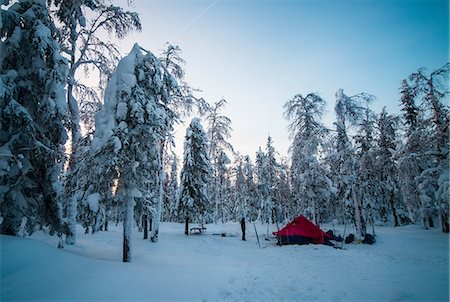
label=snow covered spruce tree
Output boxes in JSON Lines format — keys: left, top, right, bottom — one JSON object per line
{"left": 179, "top": 118, "right": 212, "bottom": 235}
{"left": 0, "top": 0, "right": 68, "bottom": 236}
{"left": 283, "top": 93, "right": 332, "bottom": 225}
{"left": 409, "top": 63, "right": 449, "bottom": 232}
{"left": 85, "top": 44, "right": 178, "bottom": 262}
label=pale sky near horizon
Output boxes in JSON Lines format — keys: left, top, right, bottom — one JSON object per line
{"left": 112, "top": 0, "right": 449, "bottom": 160}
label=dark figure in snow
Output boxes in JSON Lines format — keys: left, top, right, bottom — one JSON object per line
{"left": 185, "top": 217, "right": 189, "bottom": 236}
{"left": 240, "top": 218, "right": 246, "bottom": 241}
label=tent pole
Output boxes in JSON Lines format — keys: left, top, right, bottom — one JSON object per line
{"left": 341, "top": 222, "right": 347, "bottom": 249}
{"left": 253, "top": 222, "right": 261, "bottom": 249}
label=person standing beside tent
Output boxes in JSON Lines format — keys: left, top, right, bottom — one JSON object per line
{"left": 240, "top": 217, "right": 246, "bottom": 241}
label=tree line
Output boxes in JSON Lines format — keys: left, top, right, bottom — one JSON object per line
{"left": 168, "top": 65, "right": 449, "bottom": 242}
{"left": 0, "top": 0, "right": 448, "bottom": 263}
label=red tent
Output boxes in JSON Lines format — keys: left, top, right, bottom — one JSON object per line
{"left": 273, "top": 215, "right": 332, "bottom": 245}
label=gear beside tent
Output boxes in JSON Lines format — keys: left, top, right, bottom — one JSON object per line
{"left": 273, "top": 215, "right": 333, "bottom": 246}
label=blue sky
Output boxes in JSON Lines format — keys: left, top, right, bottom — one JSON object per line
{"left": 115, "top": 0, "right": 449, "bottom": 158}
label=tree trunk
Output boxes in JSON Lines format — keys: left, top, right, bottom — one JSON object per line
{"left": 441, "top": 212, "right": 449, "bottom": 233}
{"left": 104, "top": 211, "right": 109, "bottom": 231}
{"left": 185, "top": 217, "right": 189, "bottom": 236}
{"left": 428, "top": 215, "right": 434, "bottom": 228}
{"left": 406, "top": 201, "right": 415, "bottom": 224}
{"left": 143, "top": 214, "right": 148, "bottom": 240}
{"left": 422, "top": 216, "right": 429, "bottom": 229}
{"left": 66, "top": 31, "right": 82, "bottom": 169}
{"left": 65, "top": 196, "right": 77, "bottom": 245}
{"left": 312, "top": 199, "right": 317, "bottom": 225}
{"left": 151, "top": 153, "right": 165, "bottom": 243}
{"left": 91, "top": 218, "right": 97, "bottom": 234}
{"left": 389, "top": 192, "right": 399, "bottom": 227}
{"left": 122, "top": 184, "right": 134, "bottom": 263}
{"left": 352, "top": 185, "right": 366, "bottom": 238}
{"left": 123, "top": 231, "right": 131, "bottom": 263}
{"left": 65, "top": 28, "right": 83, "bottom": 243}
{"left": 116, "top": 205, "right": 120, "bottom": 226}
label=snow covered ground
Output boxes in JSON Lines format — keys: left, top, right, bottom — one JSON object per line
{"left": 1, "top": 222, "right": 448, "bottom": 301}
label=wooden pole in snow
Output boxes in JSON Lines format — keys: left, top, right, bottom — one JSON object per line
{"left": 253, "top": 222, "right": 261, "bottom": 249}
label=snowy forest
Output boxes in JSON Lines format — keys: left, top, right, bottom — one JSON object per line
{"left": 1, "top": 0, "right": 449, "bottom": 260}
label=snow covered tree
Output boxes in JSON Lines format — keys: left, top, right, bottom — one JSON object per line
{"left": 0, "top": 0, "right": 68, "bottom": 236}
{"left": 51, "top": 0, "right": 141, "bottom": 147}
{"left": 243, "top": 155, "right": 259, "bottom": 223}
{"left": 214, "top": 150, "right": 233, "bottom": 223}
{"left": 376, "top": 107, "right": 401, "bottom": 226}
{"left": 284, "top": 93, "right": 331, "bottom": 225}
{"left": 409, "top": 63, "right": 449, "bottom": 232}
{"left": 352, "top": 101, "right": 381, "bottom": 231}
{"left": 205, "top": 98, "right": 233, "bottom": 223}
{"left": 273, "top": 157, "right": 292, "bottom": 223}
{"left": 51, "top": 0, "right": 141, "bottom": 244}
{"left": 49, "top": 0, "right": 141, "bottom": 158}
{"left": 255, "top": 148, "right": 268, "bottom": 222}
{"left": 400, "top": 79, "right": 420, "bottom": 136}
{"left": 233, "top": 154, "right": 246, "bottom": 222}
{"left": 179, "top": 118, "right": 212, "bottom": 235}
{"left": 268, "top": 140, "right": 287, "bottom": 225}
{"left": 157, "top": 44, "right": 211, "bottom": 226}
{"left": 163, "top": 153, "right": 179, "bottom": 222}
{"left": 397, "top": 79, "right": 423, "bottom": 223}
{"left": 329, "top": 89, "right": 374, "bottom": 237}
{"left": 232, "top": 152, "right": 261, "bottom": 224}
{"left": 255, "top": 136, "right": 281, "bottom": 236}
{"left": 83, "top": 43, "right": 178, "bottom": 261}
